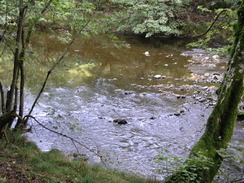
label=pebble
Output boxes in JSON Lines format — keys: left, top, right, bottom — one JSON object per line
{"left": 212, "top": 55, "right": 220, "bottom": 60}
{"left": 144, "top": 51, "right": 150, "bottom": 56}
{"left": 180, "top": 53, "right": 188, "bottom": 56}
{"left": 154, "top": 75, "right": 162, "bottom": 79}
{"left": 166, "top": 54, "right": 173, "bottom": 57}
{"left": 204, "top": 73, "right": 210, "bottom": 77}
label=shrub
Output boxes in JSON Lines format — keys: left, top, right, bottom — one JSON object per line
{"left": 112, "top": 0, "right": 190, "bottom": 37}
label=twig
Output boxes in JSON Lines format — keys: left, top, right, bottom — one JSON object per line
{"left": 71, "top": 139, "right": 80, "bottom": 154}
{"left": 25, "top": 115, "right": 106, "bottom": 166}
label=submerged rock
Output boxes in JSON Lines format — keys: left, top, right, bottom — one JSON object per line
{"left": 113, "top": 119, "right": 128, "bottom": 125}
{"left": 174, "top": 113, "right": 181, "bottom": 117}
{"left": 176, "top": 95, "right": 186, "bottom": 99}
{"left": 124, "top": 91, "right": 134, "bottom": 95}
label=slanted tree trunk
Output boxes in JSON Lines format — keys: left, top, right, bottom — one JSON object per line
{"left": 165, "top": 2, "right": 244, "bottom": 183}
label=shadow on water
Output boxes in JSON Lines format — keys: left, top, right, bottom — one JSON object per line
{"left": 0, "top": 33, "right": 243, "bottom": 180}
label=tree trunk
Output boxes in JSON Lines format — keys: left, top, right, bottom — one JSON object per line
{"left": 0, "top": 82, "right": 5, "bottom": 113}
{"left": 0, "top": 0, "right": 54, "bottom": 131}
{"left": 6, "top": 3, "right": 27, "bottom": 113}
{"left": 0, "top": 111, "right": 16, "bottom": 138}
{"left": 165, "top": 2, "right": 244, "bottom": 183}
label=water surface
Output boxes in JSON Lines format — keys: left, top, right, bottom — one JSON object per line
{"left": 0, "top": 34, "right": 243, "bottom": 180}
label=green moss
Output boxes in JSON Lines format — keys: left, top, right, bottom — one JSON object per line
{"left": 166, "top": 2, "right": 244, "bottom": 182}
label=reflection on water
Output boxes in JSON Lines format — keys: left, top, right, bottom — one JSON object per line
{"left": 27, "top": 34, "right": 196, "bottom": 90}
{"left": 0, "top": 34, "right": 243, "bottom": 180}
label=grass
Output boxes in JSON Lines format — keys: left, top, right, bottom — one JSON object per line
{"left": 0, "top": 130, "right": 158, "bottom": 183}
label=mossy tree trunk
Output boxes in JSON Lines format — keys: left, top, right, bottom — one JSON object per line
{"left": 165, "top": 2, "right": 244, "bottom": 183}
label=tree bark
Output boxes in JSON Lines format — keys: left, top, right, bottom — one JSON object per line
{"left": 6, "top": 2, "right": 27, "bottom": 113}
{"left": 0, "top": 111, "right": 16, "bottom": 138}
{"left": 0, "top": 81, "right": 5, "bottom": 113}
{"left": 165, "top": 2, "right": 244, "bottom": 183}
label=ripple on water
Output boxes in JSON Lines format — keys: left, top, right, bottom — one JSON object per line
{"left": 27, "top": 81, "right": 213, "bottom": 180}
{"left": 24, "top": 45, "right": 243, "bottom": 181}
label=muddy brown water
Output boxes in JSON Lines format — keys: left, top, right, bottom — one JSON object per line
{"left": 0, "top": 34, "right": 243, "bottom": 180}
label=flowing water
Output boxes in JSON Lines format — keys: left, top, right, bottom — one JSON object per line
{"left": 0, "top": 34, "right": 243, "bottom": 180}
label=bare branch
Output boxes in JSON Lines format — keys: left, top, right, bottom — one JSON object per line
{"left": 26, "top": 0, "right": 102, "bottom": 121}
{"left": 25, "top": 115, "right": 106, "bottom": 166}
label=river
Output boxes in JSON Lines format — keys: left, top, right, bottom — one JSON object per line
{"left": 0, "top": 34, "right": 243, "bottom": 181}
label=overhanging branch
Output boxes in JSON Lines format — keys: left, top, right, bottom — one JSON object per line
{"left": 25, "top": 0, "right": 102, "bottom": 123}
{"left": 194, "top": 9, "right": 228, "bottom": 38}
{"left": 25, "top": 115, "right": 106, "bottom": 166}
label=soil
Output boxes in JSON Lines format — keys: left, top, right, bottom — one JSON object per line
{"left": 0, "top": 159, "right": 47, "bottom": 183}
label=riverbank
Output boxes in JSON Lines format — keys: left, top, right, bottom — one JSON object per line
{"left": 0, "top": 131, "right": 157, "bottom": 183}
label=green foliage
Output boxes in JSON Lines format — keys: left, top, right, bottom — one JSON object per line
{"left": 187, "top": 7, "right": 237, "bottom": 54}
{"left": 156, "top": 145, "right": 244, "bottom": 183}
{"left": 215, "top": 142, "right": 244, "bottom": 182}
{"left": 222, "top": 0, "right": 240, "bottom": 6}
{"left": 155, "top": 150, "right": 186, "bottom": 176}
{"left": 49, "top": 0, "right": 96, "bottom": 31}
{"left": 155, "top": 150, "right": 214, "bottom": 182}
{"left": 197, "top": 0, "right": 239, "bottom": 9}
{"left": 0, "top": 0, "right": 101, "bottom": 41}
{"left": 0, "top": 178, "right": 7, "bottom": 182}
{"left": 111, "top": 0, "right": 190, "bottom": 37}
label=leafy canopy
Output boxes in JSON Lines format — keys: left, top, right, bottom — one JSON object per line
{"left": 112, "top": 0, "right": 190, "bottom": 37}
